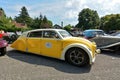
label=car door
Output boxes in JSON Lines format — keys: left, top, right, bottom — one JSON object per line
{"left": 41, "top": 30, "right": 62, "bottom": 58}
{"left": 26, "top": 31, "right": 42, "bottom": 54}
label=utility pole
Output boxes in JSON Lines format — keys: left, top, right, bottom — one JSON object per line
{"left": 61, "top": 21, "right": 63, "bottom": 27}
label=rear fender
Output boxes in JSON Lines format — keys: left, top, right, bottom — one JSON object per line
{"left": 11, "top": 39, "right": 26, "bottom": 51}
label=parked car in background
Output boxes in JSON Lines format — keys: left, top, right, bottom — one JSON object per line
{"left": 69, "top": 31, "right": 83, "bottom": 37}
{"left": 3, "top": 32, "right": 19, "bottom": 43}
{"left": 115, "top": 33, "right": 120, "bottom": 37}
{"left": 111, "top": 31, "right": 120, "bottom": 37}
{"left": 90, "top": 35, "right": 120, "bottom": 52}
{"left": 0, "top": 32, "right": 8, "bottom": 56}
{"left": 11, "top": 29, "right": 100, "bottom": 67}
{"left": 83, "top": 29, "right": 106, "bottom": 39}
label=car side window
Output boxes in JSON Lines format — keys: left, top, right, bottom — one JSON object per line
{"left": 28, "top": 31, "right": 42, "bottom": 38}
{"left": 43, "top": 31, "right": 59, "bottom": 39}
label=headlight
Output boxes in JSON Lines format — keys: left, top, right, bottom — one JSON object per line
{"left": 92, "top": 41, "right": 96, "bottom": 45}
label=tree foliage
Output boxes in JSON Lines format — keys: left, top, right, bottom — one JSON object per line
{"left": 2, "top": 6, "right": 120, "bottom": 33}
{"left": 40, "top": 16, "right": 53, "bottom": 28}
{"left": 64, "top": 24, "right": 73, "bottom": 31}
{"left": 14, "top": 6, "right": 32, "bottom": 27}
{"left": 0, "top": 6, "right": 53, "bottom": 32}
{"left": 14, "top": 6, "right": 53, "bottom": 29}
{"left": 0, "top": 8, "right": 15, "bottom": 31}
{"left": 100, "top": 14, "right": 120, "bottom": 32}
{"left": 30, "top": 14, "right": 53, "bottom": 29}
{"left": 76, "top": 8, "right": 100, "bottom": 30}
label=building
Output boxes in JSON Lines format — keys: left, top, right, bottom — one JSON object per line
{"left": 12, "top": 21, "right": 27, "bottom": 28}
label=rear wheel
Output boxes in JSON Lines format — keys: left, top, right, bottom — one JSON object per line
{"left": 65, "top": 47, "right": 89, "bottom": 67}
{"left": 0, "top": 47, "right": 7, "bottom": 56}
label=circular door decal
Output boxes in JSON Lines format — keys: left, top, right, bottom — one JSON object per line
{"left": 45, "top": 42, "right": 52, "bottom": 48}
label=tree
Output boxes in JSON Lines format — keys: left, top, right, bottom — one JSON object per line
{"left": 30, "top": 14, "right": 53, "bottom": 29}
{"left": 43, "top": 16, "right": 47, "bottom": 23}
{"left": 0, "top": 8, "right": 6, "bottom": 28}
{"left": 30, "top": 17, "right": 40, "bottom": 29}
{"left": 0, "top": 8, "right": 6, "bottom": 17}
{"left": 76, "top": 8, "right": 100, "bottom": 30}
{"left": 100, "top": 14, "right": 120, "bottom": 32}
{"left": 0, "top": 8, "right": 15, "bottom": 32}
{"left": 64, "top": 24, "right": 73, "bottom": 31}
{"left": 40, "top": 16, "right": 53, "bottom": 28}
{"left": 14, "top": 6, "right": 32, "bottom": 27}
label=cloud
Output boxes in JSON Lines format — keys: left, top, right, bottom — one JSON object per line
{"left": 64, "top": 0, "right": 120, "bottom": 23}
{"left": 2, "top": 0, "right": 120, "bottom": 26}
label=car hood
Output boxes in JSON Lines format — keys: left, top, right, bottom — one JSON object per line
{"left": 63, "top": 37, "right": 96, "bottom": 50}
{"left": 64, "top": 37, "right": 93, "bottom": 44}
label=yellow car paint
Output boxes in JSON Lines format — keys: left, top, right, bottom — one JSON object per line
{"left": 11, "top": 37, "right": 26, "bottom": 51}
{"left": 40, "top": 38, "right": 62, "bottom": 58}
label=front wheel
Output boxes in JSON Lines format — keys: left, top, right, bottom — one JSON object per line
{"left": 65, "top": 48, "right": 89, "bottom": 67}
{"left": 0, "top": 47, "right": 7, "bottom": 56}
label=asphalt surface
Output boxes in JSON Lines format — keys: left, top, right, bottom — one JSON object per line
{"left": 0, "top": 45, "right": 120, "bottom": 80}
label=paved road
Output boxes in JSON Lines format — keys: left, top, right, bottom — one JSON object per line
{"left": 0, "top": 45, "right": 120, "bottom": 80}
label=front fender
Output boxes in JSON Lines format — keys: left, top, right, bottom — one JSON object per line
{"left": 60, "top": 43, "right": 93, "bottom": 64}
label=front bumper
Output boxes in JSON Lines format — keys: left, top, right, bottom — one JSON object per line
{"left": 90, "top": 49, "right": 101, "bottom": 64}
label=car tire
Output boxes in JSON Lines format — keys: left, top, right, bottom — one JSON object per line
{"left": 0, "top": 47, "right": 6, "bottom": 56}
{"left": 65, "top": 47, "right": 89, "bottom": 67}
{"left": 114, "top": 46, "right": 120, "bottom": 54}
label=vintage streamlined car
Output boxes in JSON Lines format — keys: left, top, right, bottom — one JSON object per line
{"left": 11, "top": 29, "right": 100, "bottom": 66}
{"left": 90, "top": 35, "right": 120, "bottom": 52}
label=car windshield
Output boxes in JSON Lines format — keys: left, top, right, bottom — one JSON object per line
{"left": 59, "top": 30, "right": 72, "bottom": 38}
{"left": 94, "top": 31, "right": 104, "bottom": 35}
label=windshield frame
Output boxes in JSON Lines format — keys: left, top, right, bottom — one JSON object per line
{"left": 58, "top": 30, "right": 72, "bottom": 38}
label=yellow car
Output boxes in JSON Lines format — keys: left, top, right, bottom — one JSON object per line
{"left": 11, "top": 29, "right": 100, "bottom": 67}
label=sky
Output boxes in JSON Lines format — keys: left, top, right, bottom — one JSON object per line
{"left": 0, "top": 0, "right": 120, "bottom": 26}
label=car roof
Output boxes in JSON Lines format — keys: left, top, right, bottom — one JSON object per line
{"left": 84, "top": 29, "right": 103, "bottom": 32}
{"left": 25, "top": 29, "right": 64, "bottom": 33}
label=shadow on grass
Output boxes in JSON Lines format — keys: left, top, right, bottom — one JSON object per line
{"left": 7, "top": 50, "right": 91, "bottom": 74}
